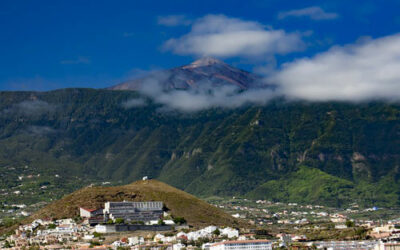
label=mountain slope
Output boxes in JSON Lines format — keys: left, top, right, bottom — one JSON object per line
{"left": 30, "top": 179, "right": 242, "bottom": 227}
{"left": 109, "top": 57, "right": 261, "bottom": 90}
{"left": 0, "top": 89, "right": 400, "bottom": 207}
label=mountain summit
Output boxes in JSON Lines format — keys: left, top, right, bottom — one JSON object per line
{"left": 182, "top": 57, "right": 226, "bottom": 68}
{"left": 109, "top": 57, "right": 261, "bottom": 91}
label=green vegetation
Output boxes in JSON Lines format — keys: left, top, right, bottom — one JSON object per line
{"left": 93, "top": 232, "right": 103, "bottom": 238}
{"left": 248, "top": 166, "right": 354, "bottom": 207}
{"left": 346, "top": 220, "right": 355, "bottom": 228}
{"left": 173, "top": 216, "right": 187, "bottom": 225}
{"left": 114, "top": 218, "right": 125, "bottom": 224}
{"left": 0, "top": 89, "right": 400, "bottom": 208}
{"left": 248, "top": 166, "right": 400, "bottom": 207}
{"left": 301, "top": 226, "right": 371, "bottom": 241}
{"left": 212, "top": 228, "right": 220, "bottom": 236}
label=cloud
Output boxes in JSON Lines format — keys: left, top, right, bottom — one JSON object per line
{"left": 271, "top": 34, "right": 400, "bottom": 101}
{"left": 123, "top": 71, "right": 275, "bottom": 112}
{"left": 60, "top": 56, "right": 91, "bottom": 65}
{"left": 163, "top": 14, "right": 305, "bottom": 58}
{"left": 2, "top": 99, "right": 56, "bottom": 116}
{"left": 121, "top": 98, "right": 147, "bottom": 108}
{"left": 278, "top": 6, "right": 338, "bottom": 20}
{"left": 126, "top": 33, "right": 400, "bottom": 112}
{"left": 157, "top": 15, "right": 192, "bottom": 26}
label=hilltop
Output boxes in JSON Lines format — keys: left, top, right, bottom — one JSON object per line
{"left": 29, "top": 179, "right": 243, "bottom": 228}
{"left": 109, "top": 57, "right": 261, "bottom": 90}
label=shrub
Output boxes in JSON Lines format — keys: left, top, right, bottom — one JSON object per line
{"left": 115, "top": 218, "right": 125, "bottom": 224}
{"left": 346, "top": 220, "right": 355, "bottom": 228}
{"left": 173, "top": 217, "right": 187, "bottom": 225}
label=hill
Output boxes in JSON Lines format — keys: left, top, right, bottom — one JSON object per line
{"left": 30, "top": 179, "right": 243, "bottom": 227}
{"left": 0, "top": 88, "right": 400, "bottom": 208}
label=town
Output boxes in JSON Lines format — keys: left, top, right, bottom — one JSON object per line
{"left": 2, "top": 199, "right": 400, "bottom": 249}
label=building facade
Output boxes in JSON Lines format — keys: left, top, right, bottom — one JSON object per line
{"left": 104, "top": 201, "right": 163, "bottom": 222}
{"left": 210, "top": 240, "right": 272, "bottom": 250}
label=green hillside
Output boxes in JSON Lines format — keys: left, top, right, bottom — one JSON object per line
{"left": 247, "top": 166, "right": 398, "bottom": 207}
{"left": 1, "top": 89, "right": 400, "bottom": 207}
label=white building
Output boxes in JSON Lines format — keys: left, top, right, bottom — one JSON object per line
{"left": 173, "top": 243, "right": 185, "bottom": 250}
{"left": 94, "top": 224, "right": 116, "bottom": 233}
{"left": 210, "top": 240, "right": 272, "bottom": 250}
{"left": 314, "top": 240, "right": 378, "bottom": 249}
{"left": 375, "top": 242, "right": 400, "bottom": 250}
{"left": 79, "top": 207, "right": 103, "bottom": 218}
{"left": 104, "top": 201, "right": 163, "bottom": 222}
{"left": 220, "top": 228, "right": 239, "bottom": 239}
{"left": 56, "top": 225, "right": 77, "bottom": 234}
{"left": 129, "top": 236, "right": 145, "bottom": 246}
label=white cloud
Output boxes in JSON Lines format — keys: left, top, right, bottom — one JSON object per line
{"left": 121, "top": 98, "right": 146, "bottom": 108}
{"left": 278, "top": 6, "right": 338, "bottom": 20}
{"left": 271, "top": 34, "right": 400, "bottom": 101}
{"left": 157, "top": 15, "right": 192, "bottom": 26}
{"left": 163, "top": 14, "right": 305, "bottom": 58}
{"left": 124, "top": 32, "right": 400, "bottom": 112}
{"left": 123, "top": 71, "right": 275, "bottom": 112}
{"left": 2, "top": 100, "right": 56, "bottom": 116}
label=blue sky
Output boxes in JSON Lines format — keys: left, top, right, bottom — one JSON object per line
{"left": 0, "top": 0, "right": 399, "bottom": 91}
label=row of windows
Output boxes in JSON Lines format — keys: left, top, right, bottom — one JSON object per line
{"left": 226, "top": 243, "right": 272, "bottom": 246}
{"left": 108, "top": 202, "right": 163, "bottom": 209}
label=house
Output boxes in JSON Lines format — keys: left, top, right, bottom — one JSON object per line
{"left": 209, "top": 240, "right": 272, "bottom": 250}
{"left": 173, "top": 243, "right": 185, "bottom": 250}
{"left": 79, "top": 207, "right": 103, "bottom": 218}
{"left": 220, "top": 228, "right": 239, "bottom": 238}
{"left": 128, "top": 236, "right": 145, "bottom": 246}
{"left": 95, "top": 224, "right": 116, "bottom": 233}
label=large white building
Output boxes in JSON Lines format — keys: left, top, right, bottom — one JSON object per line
{"left": 210, "top": 240, "right": 272, "bottom": 250}
{"left": 104, "top": 201, "right": 163, "bottom": 222}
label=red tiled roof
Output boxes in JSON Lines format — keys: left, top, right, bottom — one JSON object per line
{"left": 80, "top": 207, "right": 97, "bottom": 212}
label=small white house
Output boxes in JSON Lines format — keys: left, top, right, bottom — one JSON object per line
{"left": 154, "top": 233, "right": 165, "bottom": 242}
{"left": 129, "top": 236, "right": 144, "bottom": 246}
{"left": 79, "top": 207, "right": 103, "bottom": 218}
{"left": 95, "top": 224, "right": 116, "bottom": 233}
{"left": 173, "top": 243, "right": 185, "bottom": 250}
{"left": 220, "top": 227, "right": 239, "bottom": 238}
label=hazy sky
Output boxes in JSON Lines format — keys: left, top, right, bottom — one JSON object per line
{"left": 1, "top": 0, "right": 399, "bottom": 91}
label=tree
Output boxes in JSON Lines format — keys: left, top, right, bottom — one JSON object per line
{"left": 158, "top": 219, "right": 166, "bottom": 225}
{"left": 3, "top": 241, "right": 12, "bottom": 248}
{"left": 213, "top": 228, "right": 220, "bottom": 236}
{"left": 115, "top": 218, "right": 125, "bottom": 224}
{"left": 173, "top": 217, "right": 187, "bottom": 225}
{"left": 346, "top": 220, "right": 355, "bottom": 227}
{"left": 93, "top": 232, "right": 102, "bottom": 238}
